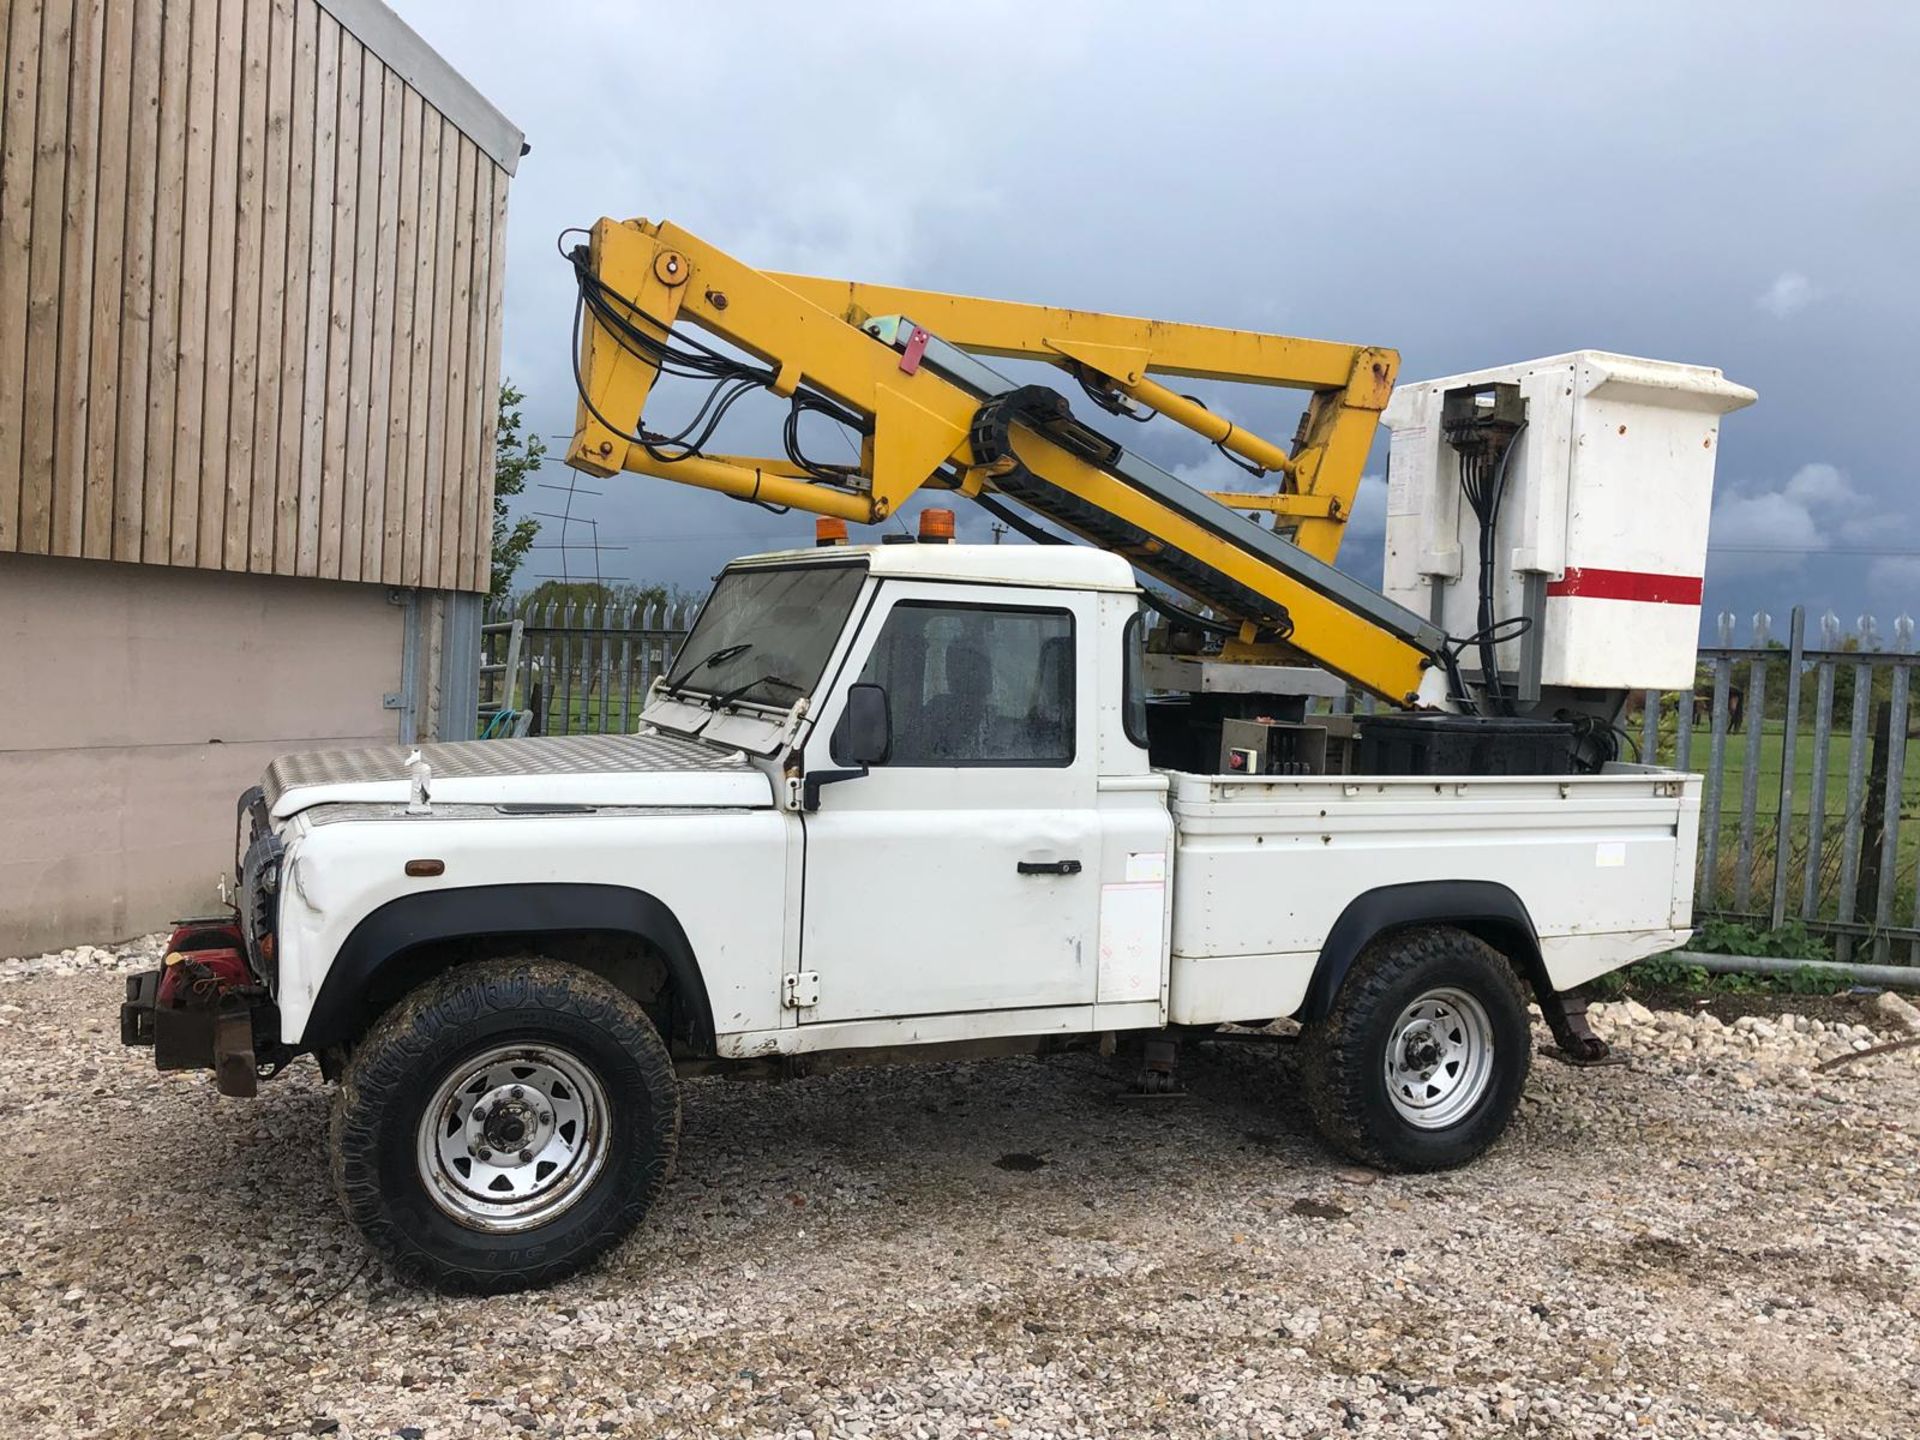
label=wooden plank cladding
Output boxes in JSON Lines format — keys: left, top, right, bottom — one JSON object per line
{"left": 0, "top": 0, "right": 520, "bottom": 591}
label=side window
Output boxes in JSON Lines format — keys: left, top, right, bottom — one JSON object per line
{"left": 1122, "top": 610, "right": 1149, "bottom": 748}
{"left": 834, "top": 602, "right": 1075, "bottom": 767}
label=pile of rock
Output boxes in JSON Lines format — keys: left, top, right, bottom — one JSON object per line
{"left": 1582, "top": 990, "right": 1920, "bottom": 1075}
{"left": 0, "top": 932, "right": 166, "bottom": 981}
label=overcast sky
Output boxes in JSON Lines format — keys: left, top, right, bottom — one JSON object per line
{"left": 396, "top": 0, "right": 1918, "bottom": 638}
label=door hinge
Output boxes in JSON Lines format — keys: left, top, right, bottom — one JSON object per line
{"left": 782, "top": 971, "right": 820, "bottom": 1009}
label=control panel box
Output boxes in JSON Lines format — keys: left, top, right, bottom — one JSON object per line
{"left": 1381, "top": 351, "right": 1755, "bottom": 693}
{"left": 1220, "top": 719, "right": 1329, "bottom": 776}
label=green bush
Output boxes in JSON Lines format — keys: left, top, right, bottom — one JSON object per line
{"left": 1585, "top": 918, "right": 1839, "bottom": 997}
{"left": 1688, "top": 917, "right": 1833, "bottom": 963}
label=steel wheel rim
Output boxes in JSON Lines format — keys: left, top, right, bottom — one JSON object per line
{"left": 416, "top": 1042, "right": 610, "bottom": 1233}
{"left": 1382, "top": 987, "right": 1495, "bottom": 1130}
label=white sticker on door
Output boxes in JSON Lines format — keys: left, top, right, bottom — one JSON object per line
{"left": 1099, "top": 881, "right": 1164, "bottom": 1004}
{"left": 1124, "top": 851, "right": 1167, "bottom": 883}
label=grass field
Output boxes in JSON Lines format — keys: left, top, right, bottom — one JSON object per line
{"left": 1640, "top": 714, "right": 1920, "bottom": 928}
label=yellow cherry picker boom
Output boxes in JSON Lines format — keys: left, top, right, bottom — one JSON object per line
{"left": 562, "top": 216, "right": 1456, "bottom": 710}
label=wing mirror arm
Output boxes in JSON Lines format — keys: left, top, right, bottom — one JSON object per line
{"left": 801, "top": 765, "right": 865, "bottom": 811}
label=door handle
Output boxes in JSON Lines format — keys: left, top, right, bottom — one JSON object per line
{"left": 1017, "top": 859, "right": 1082, "bottom": 876}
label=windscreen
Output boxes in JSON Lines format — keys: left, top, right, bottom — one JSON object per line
{"left": 664, "top": 562, "right": 867, "bottom": 709}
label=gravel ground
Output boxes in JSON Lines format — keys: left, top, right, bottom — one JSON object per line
{"left": 3, "top": 939, "right": 1918, "bottom": 1440}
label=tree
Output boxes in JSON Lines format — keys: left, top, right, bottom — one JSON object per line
{"left": 519, "top": 579, "right": 667, "bottom": 613}
{"left": 491, "top": 381, "right": 543, "bottom": 600}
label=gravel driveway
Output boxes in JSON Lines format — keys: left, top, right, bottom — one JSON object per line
{"left": 3, "top": 941, "right": 1917, "bottom": 1440}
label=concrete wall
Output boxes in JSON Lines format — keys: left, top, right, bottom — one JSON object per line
{"left": 0, "top": 551, "right": 406, "bottom": 954}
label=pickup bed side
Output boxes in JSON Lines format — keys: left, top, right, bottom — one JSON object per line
{"left": 1163, "top": 768, "right": 1700, "bottom": 1027}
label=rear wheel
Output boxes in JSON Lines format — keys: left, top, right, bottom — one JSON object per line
{"left": 1301, "top": 926, "right": 1530, "bottom": 1171}
{"left": 330, "top": 958, "right": 680, "bottom": 1293}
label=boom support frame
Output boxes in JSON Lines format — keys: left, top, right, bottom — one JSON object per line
{"left": 565, "top": 216, "right": 1444, "bottom": 704}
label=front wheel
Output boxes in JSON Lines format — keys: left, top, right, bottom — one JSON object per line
{"left": 1301, "top": 926, "right": 1531, "bottom": 1171}
{"left": 330, "top": 958, "right": 680, "bottom": 1293}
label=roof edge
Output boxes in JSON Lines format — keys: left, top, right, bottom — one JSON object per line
{"left": 728, "top": 542, "right": 1141, "bottom": 592}
{"left": 314, "top": 0, "right": 525, "bottom": 175}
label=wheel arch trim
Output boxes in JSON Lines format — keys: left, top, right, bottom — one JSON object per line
{"left": 1297, "top": 880, "right": 1545, "bottom": 1023}
{"left": 300, "top": 882, "right": 716, "bottom": 1052}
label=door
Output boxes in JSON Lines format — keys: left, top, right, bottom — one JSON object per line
{"left": 798, "top": 584, "right": 1100, "bottom": 1023}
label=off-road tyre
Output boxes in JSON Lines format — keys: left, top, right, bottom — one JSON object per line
{"left": 330, "top": 957, "right": 680, "bottom": 1294}
{"left": 1301, "top": 926, "right": 1531, "bottom": 1171}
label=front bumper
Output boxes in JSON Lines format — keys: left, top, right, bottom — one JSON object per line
{"left": 121, "top": 968, "right": 280, "bottom": 1098}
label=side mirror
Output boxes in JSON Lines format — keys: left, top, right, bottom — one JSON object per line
{"left": 809, "top": 684, "right": 892, "bottom": 810}
{"left": 839, "top": 682, "right": 892, "bottom": 767}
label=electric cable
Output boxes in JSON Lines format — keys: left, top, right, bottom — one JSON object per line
{"left": 1074, "top": 366, "right": 1154, "bottom": 423}
{"left": 1452, "top": 417, "right": 1530, "bottom": 716}
{"left": 1180, "top": 394, "right": 1267, "bottom": 479}
{"left": 968, "top": 490, "right": 1067, "bottom": 546}
{"left": 1137, "top": 586, "right": 1244, "bottom": 638}
{"left": 564, "top": 234, "right": 874, "bottom": 515}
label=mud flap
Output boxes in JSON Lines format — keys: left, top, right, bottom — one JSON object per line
{"left": 123, "top": 969, "right": 265, "bottom": 1097}
{"left": 1535, "top": 989, "right": 1626, "bottom": 1067}
{"left": 212, "top": 1006, "right": 259, "bottom": 1098}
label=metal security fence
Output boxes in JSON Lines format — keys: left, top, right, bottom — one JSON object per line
{"left": 481, "top": 599, "right": 693, "bottom": 739}
{"left": 1662, "top": 609, "right": 1917, "bottom": 966}
{"left": 479, "top": 591, "right": 1918, "bottom": 964}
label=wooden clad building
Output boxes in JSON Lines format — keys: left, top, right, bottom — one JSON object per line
{"left": 0, "top": 0, "right": 518, "bottom": 588}
{"left": 0, "top": 0, "right": 522, "bottom": 953}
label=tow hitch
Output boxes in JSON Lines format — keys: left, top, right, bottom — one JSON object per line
{"left": 121, "top": 919, "right": 284, "bottom": 1097}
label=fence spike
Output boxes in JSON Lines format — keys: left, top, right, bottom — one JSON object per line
{"left": 561, "top": 603, "right": 578, "bottom": 736}
{"left": 1872, "top": 636, "right": 1912, "bottom": 961}
{"left": 1802, "top": 645, "right": 1838, "bottom": 923}
{"left": 1733, "top": 635, "right": 1769, "bottom": 909}
{"left": 619, "top": 602, "right": 638, "bottom": 733}
{"left": 1859, "top": 613, "right": 1878, "bottom": 649}
{"left": 1718, "top": 611, "right": 1736, "bottom": 646}
{"left": 1769, "top": 607, "right": 1806, "bottom": 928}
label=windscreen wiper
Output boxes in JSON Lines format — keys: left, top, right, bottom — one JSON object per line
{"left": 660, "top": 641, "right": 754, "bottom": 700}
{"left": 708, "top": 674, "right": 805, "bottom": 711}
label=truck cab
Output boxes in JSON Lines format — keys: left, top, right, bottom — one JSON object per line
{"left": 708, "top": 542, "right": 1172, "bottom": 1034}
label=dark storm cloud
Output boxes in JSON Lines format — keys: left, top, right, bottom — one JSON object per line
{"left": 396, "top": 0, "right": 1919, "bottom": 630}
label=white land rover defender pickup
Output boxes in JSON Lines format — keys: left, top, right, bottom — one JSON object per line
{"left": 121, "top": 541, "right": 1698, "bottom": 1293}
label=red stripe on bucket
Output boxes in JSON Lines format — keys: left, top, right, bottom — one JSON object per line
{"left": 1545, "top": 567, "right": 1704, "bottom": 605}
